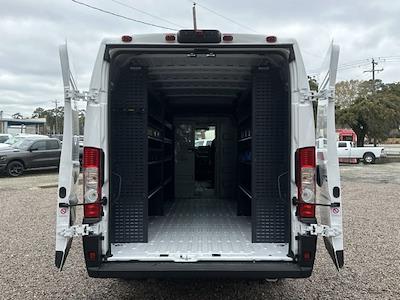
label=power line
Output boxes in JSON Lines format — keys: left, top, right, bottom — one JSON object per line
{"left": 109, "top": 0, "right": 185, "bottom": 28}
{"left": 339, "top": 62, "right": 371, "bottom": 71}
{"left": 307, "top": 58, "right": 384, "bottom": 75}
{"left": 189, "top": 1, "right": 257, "bottom": 33}
{"left": 339, "top": 58, "right": 370, "bottom": 67}
{"left": 71, "top": 0, "right": 178, "bottom": 31}
{"left": 377, "top": 55, "right": 400, "bottom": 60}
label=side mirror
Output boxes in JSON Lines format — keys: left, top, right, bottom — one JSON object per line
{"left": 30, "top": 148, "right": 38, "bottom": 152}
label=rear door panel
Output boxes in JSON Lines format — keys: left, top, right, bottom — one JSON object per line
{"left": 316, "top": 43, "right": 344, "bottom": 269}
{"left": 55, "top": 44, "right": 81, "bottom": 270}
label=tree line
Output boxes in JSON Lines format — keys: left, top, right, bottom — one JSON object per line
{"left": 310, "top": 79, "right": 400, "bottom": 146}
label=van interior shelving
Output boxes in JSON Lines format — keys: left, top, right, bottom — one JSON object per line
{"left": 109, "top": 50, "right": 291, "bottom": 262}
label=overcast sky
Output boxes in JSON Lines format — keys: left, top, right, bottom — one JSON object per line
{"left": 1, "top": 0, "right": 400, "bottom": 116}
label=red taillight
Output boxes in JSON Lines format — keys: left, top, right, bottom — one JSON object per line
{"left": 121, "top": 35, "right": 132, "bottom": 43}
{"left": 83, "top": 147, "right": 102, "bottom": 219}
{"left": 84, "top": 147, "right": 101, "bottom": 168}
{"left": 266, "top": 35, "right": 277, "bottom": 43}
{"left": 296, "top": 147, "right": 316, "bottom": 219}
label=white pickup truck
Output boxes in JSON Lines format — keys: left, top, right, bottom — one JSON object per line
{"left": 337, "top": 141, "right": 386, "bottom": 164}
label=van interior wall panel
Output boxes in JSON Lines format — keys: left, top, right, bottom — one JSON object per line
{"left": 252, "top": 68, "right": 290, "bottom": 243}
{"left": 110, "top": 67, "right": 148, "bottom": 243}
{"left": 217, "top": 118, "right": 237, "bottom": 199}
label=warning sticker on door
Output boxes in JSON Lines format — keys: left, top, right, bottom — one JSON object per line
{"left": 332, "top": 207, "right": 340, "bottom": 214}
{"left": 60, "top": 208, "right": 67, "bottom": 215}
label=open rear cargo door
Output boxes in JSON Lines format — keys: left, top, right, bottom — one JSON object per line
{"left": 55, "top": 44, "right": 81, "bottom": 270}
{"left": 316, "top": 43, "right": 344, "bottom": 269}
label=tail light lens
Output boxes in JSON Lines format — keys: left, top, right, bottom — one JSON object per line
{"left": 296, "top": 147, "right": 316, "bottom": 219}
{"left": 83, "top": 147, "right": 102, "bottom": 219}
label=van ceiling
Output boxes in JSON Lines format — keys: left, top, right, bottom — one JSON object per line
{"left": 111, "top": 53, "right": 288, "bottom": 107}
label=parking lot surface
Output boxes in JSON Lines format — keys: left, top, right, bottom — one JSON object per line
{"left": 0, "top": 163, "right": 399, "bottom": 299}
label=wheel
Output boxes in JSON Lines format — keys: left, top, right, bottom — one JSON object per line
{"left": 7, "top": 161, "right": 24, "bottom": 177}
{"left": 363, "top": 152, "right": 375, "bottom": 164}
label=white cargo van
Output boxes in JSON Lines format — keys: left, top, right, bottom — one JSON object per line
{"left": 55, "top": 30, "right": 343, "bottom": 279}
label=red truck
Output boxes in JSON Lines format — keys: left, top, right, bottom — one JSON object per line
{"left": 336, "top": 129, "right": 357, "bottom": 143}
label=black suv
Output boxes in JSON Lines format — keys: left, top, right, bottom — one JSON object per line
{"left": 0, "top": 138, "right": 61, "bottom": 177}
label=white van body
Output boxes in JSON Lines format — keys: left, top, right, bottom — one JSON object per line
{"left": 55, "top": 31, "right": 343, "bottom": 279}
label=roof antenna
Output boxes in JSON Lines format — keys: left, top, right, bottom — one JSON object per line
{"left": 192, "top": 2, "right": 197, "bottom": 30}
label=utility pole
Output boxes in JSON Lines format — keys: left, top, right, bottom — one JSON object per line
{"left": 192, "top": 2, "right": 197, "bottom": 30}
{"left": 0, "top": 110, "right": 3, "bottom": 133}
{"left": 52, "top": 99, "right": 59, "bottom": 134}
{"left": 364, "top": 58, "right": 383, "bottom": 93}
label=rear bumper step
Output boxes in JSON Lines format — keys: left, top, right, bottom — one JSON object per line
{"left": 87, "top": 261, "right": 312, "bottom": 279}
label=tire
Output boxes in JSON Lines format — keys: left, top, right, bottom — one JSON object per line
{"left": 7, "top": 161, "right": 24, "bottom": 177}
{"left": 363, "top": 152, "right": 376, "bottom": 164}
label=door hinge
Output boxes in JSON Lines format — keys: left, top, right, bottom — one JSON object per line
{"left": 60, "top": 224, "right": 94, "bottom": 238}
{"left": 317, "top": 89, "right": 335, "bottom": 102}
{"left": 304, "top": 224, "right": 341, "bottom": 237}
{"left": 64, "top": 87, "right": 99, "bottom": 103}
{"left": 299, "top": 90, "right": 317, "bottom": 103}
{"left": 300, "top": 89, "right": 335, "bottom": 103}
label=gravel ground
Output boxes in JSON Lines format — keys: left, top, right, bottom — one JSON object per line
{"left": 0, "top": 163, "right": 400, "bottom": 299}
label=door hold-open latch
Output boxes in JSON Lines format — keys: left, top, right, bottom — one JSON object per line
{"left": 304, "top": 224, "right": 341, "bottom": 237}
{"left": 60, "top": 224, "right": 94, "bottom": 238}
{"left": 292, "top": 197, "right": 340, "bottom": 208}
